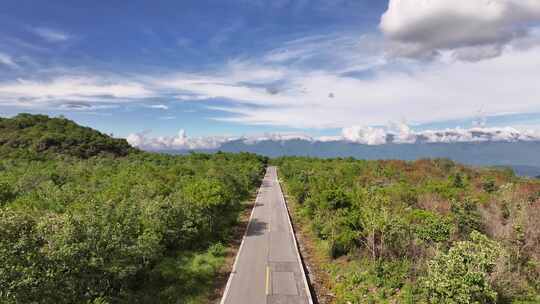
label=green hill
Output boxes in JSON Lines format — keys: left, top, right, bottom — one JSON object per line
{"left": 0, "top": 114, "right": 267, "bottom": 303}
{"left": 0, "top": 113, "right": 135, "bottom": 158}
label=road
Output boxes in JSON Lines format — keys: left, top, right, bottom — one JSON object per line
{"left": 221, "top": 166, "right": 312, "bottom": 304}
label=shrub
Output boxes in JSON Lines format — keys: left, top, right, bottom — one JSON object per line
{"left": 321, "top": 187, "right": 351, "bottom": 210}
{"left": 482, "top": 177, "right": 498, "bottom": 194}
{"left": 409, "top": 209, "right": 454, "bottom": 243}
{"left": 422, "top": 231, "right": 503, "bottom": 304}
{"left": 0, "top": 182, "right": 15, "bottom": 206}
{"left": 451, "top": 199, "right": 483, "bottom": 236}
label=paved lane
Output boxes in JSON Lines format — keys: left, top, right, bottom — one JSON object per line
{"left": 221, "top": 167, "right": 312, "bottom": 304}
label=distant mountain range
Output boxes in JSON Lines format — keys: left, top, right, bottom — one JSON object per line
{"left": 157, "top": 139, "right": 540, "bottom": 178}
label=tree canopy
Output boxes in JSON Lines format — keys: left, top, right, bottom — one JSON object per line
{"left": 0, "top": 115, "right": 268, "bottom": 303}
{"left": 0, "top": 114, "right": 135, "bottom": 158}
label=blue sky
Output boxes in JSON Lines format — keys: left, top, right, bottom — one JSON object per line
{"left": 1, "top": 0, "right": 540, "bottom": 148}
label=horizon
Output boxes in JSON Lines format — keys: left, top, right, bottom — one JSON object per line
{"left": 2, "top": 0, "right": 540, "bottom": 150}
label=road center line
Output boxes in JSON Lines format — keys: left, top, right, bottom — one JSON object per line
{"left": 266, "top": 266, "right": 271, "bottom": 295}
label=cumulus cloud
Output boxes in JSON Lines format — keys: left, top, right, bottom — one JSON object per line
{"left": 126, "top": 129, "right": 317, "bottom": 150}
{"left": 126, "top": 124, "right": 540, "bottom": 151}
{"left": 380, "top": 0, "right": 540, "bottom": 61}
{"left": 341, "top": 124, "right": 540, "bottom": 145}
{"left": 127, "top": 130, "right": 228, "bottom": 150}
{"left": 342, "top": 126, "right": 388, "bottom": 145}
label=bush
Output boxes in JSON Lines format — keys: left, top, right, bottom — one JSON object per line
{"left": 482, "top": 177, "right": 498, "bottom": 194}
{"left": 0, "top": 182, "right": 15, "bottom": 206}
{"left": 409, "top": 209, "right": 454, "bottom": 243}
{"left": 451, "top": 199, "right": 483, "bottom": 236}
{"left": 422, "top": 231, "right": 503, "bottom": 304}
{"left": 321, "top": 187, "right": 351, "bottom": 210}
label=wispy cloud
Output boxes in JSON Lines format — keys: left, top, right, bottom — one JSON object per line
{"left": 145, "top": 104, "right": 169, "bottom": 110}
{"left": 31, "top": 27, "right": 71, "bottom": 42}
{"left": 0, "top": 76, "right": 154, "bottom": 109}
{"left": 208, "top": 20, "right": 244, "bottom": 48}
{"left": 0, "top": 52, "right": 18, "bottom": 68}
{"left": 2, "top": 11, "right": 540, "bottom": 135}
{"left": 148, "top": 37, "right": 540, "bottom": 129}
{"left": 158, "top": 116, "right": 176, "bottom": 120}
{"left": 5, "top": 28, "right": 538, "bottom": 128}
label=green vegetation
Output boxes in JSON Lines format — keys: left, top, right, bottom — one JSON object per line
{"left": 0, "top": 114, "right": 267, "bottom": 303}
{"left": 0, "top": 113, "right": 135, "bottom": 158}
{"left": 275, "top": 157, "right": 540, "bottom": 303}
{"left": 4, "top": 114, "right": 540, "bottom": 303}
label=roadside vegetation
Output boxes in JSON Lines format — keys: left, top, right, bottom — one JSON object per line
{"left": 0, "top": 114, "right": 267, "bottom": 304}
{"left": 275, "top": 157, "right": 540, "bottom": 303}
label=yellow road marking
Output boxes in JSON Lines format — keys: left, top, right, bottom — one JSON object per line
{"left": 266, "top": 266, "right": 271, "bottom": 295}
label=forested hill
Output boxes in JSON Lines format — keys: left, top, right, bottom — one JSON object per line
{"left": 0, "top": 114, "right": 268, "bottom": 303}
{"left": 0, "top": 113, "right": 135, "bottom": 158}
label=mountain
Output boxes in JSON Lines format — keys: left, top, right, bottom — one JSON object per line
{"left": 0, "top": 114, "right": 135, "bottom": 158}
{"left": 161, "top": 139, "right": 540, "bottom": 177}
{"left": 508, "top": 165, "right": 540, "bottom": 178}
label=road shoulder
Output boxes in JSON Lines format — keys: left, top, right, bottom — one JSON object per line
{"left": 279, "top": 176, "right": 335, "bottom": 304}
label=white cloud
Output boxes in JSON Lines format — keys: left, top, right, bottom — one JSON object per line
{"left": 175, "top": 94, "right": 212, "bottom": 101}
{"left": 2, "top": 28, "right": 540, "bottom": 132}
{"left": 241, "top": 132, "right": 313, "bottom": 144}
{"left": 194, "top": 43, "right": 540, "bottom": 129}
{"left": 126, "top": 124, "right": 540, "bottom": 151}
{"left": 0, "top": 76, "right": 154, "bottom": 108}
{"left": 127, "top": 130, "right": 228, "bottom": 150}
{"left": 31, "top": 27, "right": 70, "bottom": 42}
{"left": 342, "top": 126, "right": 388, "bottom": 145}
{"left": 341, "top": 124, "right": 540, "bottom": 145}
{"left": 146, "top": 104, "right": 169, "bottom": 110}
{"left": 126, "top": 129, "right": 317, "bottom": 150}
{"left": 0, "top": 52, "right": 18, "bottom": 68}
{"left": 380, "top": 0, "right": 540, "bottom": 61}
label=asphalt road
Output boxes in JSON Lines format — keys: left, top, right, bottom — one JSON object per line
{"left": 221, "top": 166, "right": 312, "bottom": 304}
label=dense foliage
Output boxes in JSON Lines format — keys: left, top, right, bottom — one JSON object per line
{"left": 0, "top": 115, "right": 267, "bottom": 303}
{"left": 0, "top": 114, "right": 134, "bottom": 158}
{"left": 275, "top": 157, "right": 540, "bottom": 303}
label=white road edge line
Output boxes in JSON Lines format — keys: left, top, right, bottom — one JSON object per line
{"left": 219, "top": 169, "right": 267, "bottom": 304}
{"left": 275, "top": 167, "right": 314, "bottom": 304}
